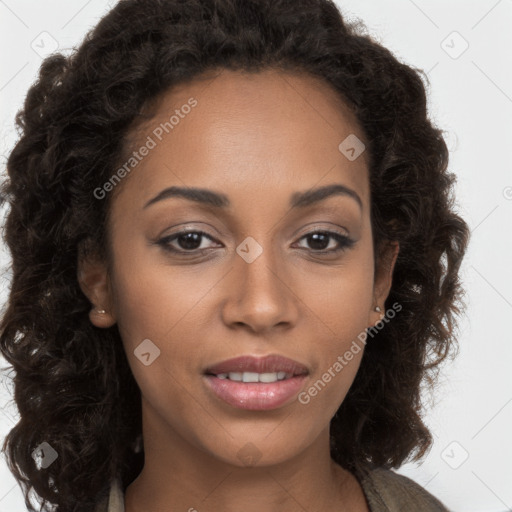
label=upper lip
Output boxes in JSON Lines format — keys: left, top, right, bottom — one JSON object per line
{"left": 205, "top": 355, "right": 309, "bottom": 376}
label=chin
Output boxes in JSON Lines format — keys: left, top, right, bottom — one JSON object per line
{"left": 198, "top": 432, "right": 313, "bottom": 469}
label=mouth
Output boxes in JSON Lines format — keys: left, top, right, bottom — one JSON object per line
{"left": 204, "top": 354, "right": 309, "bottom": 377}
{"left": 209, "top": 371, "right": 296, "bottom": 383}
{"left": 203, "top": 354, "right": 309, "bottom": 411}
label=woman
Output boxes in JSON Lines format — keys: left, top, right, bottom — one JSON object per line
{"left": 0, "top": 0, "right": 469, "bottom": 511}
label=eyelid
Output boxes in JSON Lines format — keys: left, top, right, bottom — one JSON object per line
{"left": 157, "top": 221, "right": 350, "bottom": 243}
{"left": 294, "top": 222, "right": 350, "bottom": 237}
{"left": 155, "top": 225, "right": 355, "bottom": 256}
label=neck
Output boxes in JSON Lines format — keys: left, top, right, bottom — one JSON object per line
{"left": 124, "top": 402, "right": 367, "bottom": 512}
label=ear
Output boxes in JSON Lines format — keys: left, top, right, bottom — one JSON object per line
{"left": 369, "top": 241, "right": 399, "bottom": 326}
{"left": 77, "top": 248, "right": 116, "bottom": 328}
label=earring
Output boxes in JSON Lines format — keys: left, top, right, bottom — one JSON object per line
{"left": 375, "top": 306, "right": 382, "bottom": 312}
{"left": 95, "top": 307, "right": 106, "bottom": 314}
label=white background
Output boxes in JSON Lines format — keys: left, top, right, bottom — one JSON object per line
{"left": 0, "top": 1, "right": 511, "bottom": 511}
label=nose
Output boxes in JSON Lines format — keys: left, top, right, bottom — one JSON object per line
{"left": 220, "top": 240, "right": 299, "bottom": 334}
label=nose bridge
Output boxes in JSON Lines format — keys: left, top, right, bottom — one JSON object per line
{"left": 222, "top": 232, "right": 297, "bottom": 331}
{"left": 236, "top": 232, "right": 283, "bottom": 299}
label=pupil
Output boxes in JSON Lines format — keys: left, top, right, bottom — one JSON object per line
{"left": 175, "top": 233, "right": 331, "bottom": 251}
{"left": 179, "top": 232, "right": 201, "bottom": 250}
{"left": 309, "top": 233, "right": 329, "bottom": 250}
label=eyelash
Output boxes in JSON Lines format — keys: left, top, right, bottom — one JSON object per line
{"left": 156, "top": 229, "right": 355, "bottom": 256}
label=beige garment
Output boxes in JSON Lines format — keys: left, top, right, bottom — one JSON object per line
{"left": 95, "top": 467, "right": 449, "bottom": 512}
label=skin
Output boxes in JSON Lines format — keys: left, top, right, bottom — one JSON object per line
{"left": 79, "top": 68, "right": 398, "bottom": 512}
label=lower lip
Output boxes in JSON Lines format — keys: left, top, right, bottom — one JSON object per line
{"left": 204, "top": 374, "right": 308, "bottom": 410}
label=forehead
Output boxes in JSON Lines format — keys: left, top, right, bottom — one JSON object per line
{"left": 113, "top": 68, "right": 369, "bottom": 212}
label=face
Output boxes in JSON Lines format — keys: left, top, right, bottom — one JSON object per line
{"left": 80, "top": 68, "right": 396, "bottom": 468}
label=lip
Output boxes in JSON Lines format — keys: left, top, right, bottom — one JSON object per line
{"left": 204, "top": 354, "right": 309, "bottom": 376}
{"left": 203, "top": 355, "right": 309, "bottom": 411}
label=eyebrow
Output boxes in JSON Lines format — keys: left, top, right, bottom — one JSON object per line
{"left": 143, "top": 183, "right": 363, "bottom": 211}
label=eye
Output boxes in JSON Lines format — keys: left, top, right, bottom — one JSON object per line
{"left": 155, "top": 229, "right": 355, "bottom": 255}
{"left": 294, "top": 230, "right": 355, "bottom": 253}
{"left": 156, "top": 230, "right": 220, "bottom": 253}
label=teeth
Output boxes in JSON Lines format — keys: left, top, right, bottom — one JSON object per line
{"left": 215, "top": 372, "right": 292, "bottom": 382}
{"left": 259, "top": 372, "right": 279, "bottom": 383}
{"left": 243, "top": 372, "right": 260, "bottom": 383}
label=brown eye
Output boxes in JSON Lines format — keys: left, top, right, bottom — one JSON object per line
{"left": 295, "top": 231, "right": 355, "bottom": 253}
{"left": 156, "top": 229, "right": 355, "bottom": 256}
{"left": 157, "top": 231, "right": 220, "bottom": 253}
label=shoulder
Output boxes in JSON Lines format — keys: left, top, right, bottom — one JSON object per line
{"left": 95, "top": 469, "right": 448, "bottom": 512}
{"left": 358, "top": 467, "right": 449, "bottom": 512}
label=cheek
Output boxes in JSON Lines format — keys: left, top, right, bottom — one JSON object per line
{"left": 298, "top": 238, "right": 374, "bottom": 404}
{"left": 109, "top": 255, "right": 210, "bottom": 433}
{"left": 305, "top": 237, "right": 375, "bottom": 330}
{"left": 108, "top": 234, "right": 208, "bottom": 341}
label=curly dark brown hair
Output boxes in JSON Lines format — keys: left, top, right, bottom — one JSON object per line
{"left": 0, "top": 0, "right": 469, "bottom": 510}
